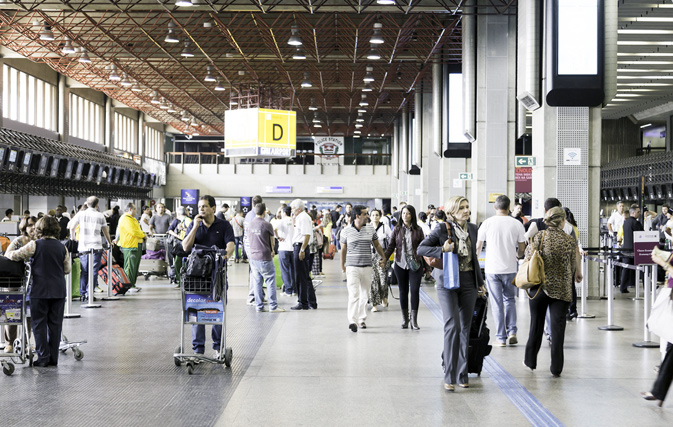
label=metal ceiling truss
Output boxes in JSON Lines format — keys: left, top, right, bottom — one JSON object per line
{"left": 0, "top": 1, "right": 513, "bottom": 138}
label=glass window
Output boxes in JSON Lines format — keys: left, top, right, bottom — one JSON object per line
{"left": 2, "top": 65, "right": 56, "bottom": 131}
{"left": 69, "top": 93, "right": 103, "bottom": 145}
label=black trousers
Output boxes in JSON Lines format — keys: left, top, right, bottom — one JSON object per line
{"left": 30, "top": 297, "right": 66, "bottom": 365}
{"left": 651, "top": 343, "right": 673, "bottom": 401}
{"left": 524, "top": 291, "right": 570, "bottom": 376}
{"left": 393, "top": 263, "right": 423, "bottom": 312}
{"left": 620, "top": 257, "right": 635, "bottom": 292}
{"left": 293, "top": 245, "right": 317, "bottom": 308}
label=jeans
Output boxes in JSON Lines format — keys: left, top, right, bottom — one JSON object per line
{"left": 250, "top": 259, "right": 278, "bottom": 310}
{"left": 294, "top": 244, "right": 317, "bottom": 308}
{"left": 234, "top": 236, "right": 246, "bottom": 260}
{"left": 346, "top": 266, "right": 372, "bottom": 324}
{"left": 80, "top": 251, "right": 102, "bottom": 296}
{"left": 278, "top": 250, "right": 295, "bottom": 294}
{"left": 192, "top": 325, "right": 222, "bottom": 354}
{"left": 485, "top": 273, "right": 518, "bottom": 342}
{"left": 525, "top": 291, "right": 570, "bottom": 376}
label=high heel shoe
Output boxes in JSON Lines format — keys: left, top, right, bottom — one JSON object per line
{"left": 641, "top": 392, "right": 663, "bottom": 407}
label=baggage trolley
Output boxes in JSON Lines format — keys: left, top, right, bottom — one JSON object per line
{"left": 173, "top": 250, "right": 232, "bottom": 374}
{"left": 140, "top": 234, "right": 168, "bottom": 280}
{"left": 0, "top": 264, "right": 34, "bottom": 375}
{"left": 59, "top": 333, "right": 86, "bottom": 361}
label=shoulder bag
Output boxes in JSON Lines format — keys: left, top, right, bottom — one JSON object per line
{"left": 423, "top": 223, "right": 449, "bottom": 269}
{"left": 515, "top": 231, "right": 545, "bottom": 299}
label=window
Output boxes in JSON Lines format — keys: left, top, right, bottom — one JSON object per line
{"left": 145, "top": 126, "right": 164, "bottom": 160}
{"left": 69, "top": 93, "right": 104, "bottom": 145}
{"left": 2, "top": 65, "right": 57, "bottom": 131}
{"left": 114, "top": 112, "right": 138, "bottom": 154}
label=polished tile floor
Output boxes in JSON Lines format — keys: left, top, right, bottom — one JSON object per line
{"left": 1, "top": 256, "right": 671, "bottom": 427}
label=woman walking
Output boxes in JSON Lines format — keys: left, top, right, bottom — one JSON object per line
{"left": 522, "top": 206, "right": 582, "bottom": 377}
{"left": 418, "top": 196, "right": 483, "bottom": 390}
{"left": 369, "top": 209, "right": 391, "bottom": 311}
{"left": 384, "top": 204, "right": 425, "bottom": 329}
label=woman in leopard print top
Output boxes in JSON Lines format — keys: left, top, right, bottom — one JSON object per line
{"left": 523, "top": 206, "right": 582, "bottom": 378}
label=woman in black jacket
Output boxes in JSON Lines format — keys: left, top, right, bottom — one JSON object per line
{"left": 383, "top": 204, "right": 425, "bottom": 330}
{"left": 417, "top": 196, "right": 484, "bottom": 390}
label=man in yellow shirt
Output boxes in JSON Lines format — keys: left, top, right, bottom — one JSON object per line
{"left": 116, "top": 203, "right": 146, "bottom": 291}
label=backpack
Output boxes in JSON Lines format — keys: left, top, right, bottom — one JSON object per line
{"left": 183, "top": 248, "right": 213, "bottom": 278}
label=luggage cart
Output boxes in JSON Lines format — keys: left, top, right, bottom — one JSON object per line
{"left": 139, "top": 234, "right": 169, "bottom": 280}
{"left": 59, "top": 334, "right": 86, "bottom": 361}
{"left": 173, "top": 250, "right": 232, "bottom": 374}
{"left": 0, "top": 264, "right": 33, "bottom": 375}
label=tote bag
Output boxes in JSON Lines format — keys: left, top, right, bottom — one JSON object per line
{"left": 442, "top": 251, "right": 460, "bottom": 290}
{"left": 515, "top": 231, "right": 545, "bottom": 290}
{"left": 647, "top": 286, "right": 673, "bottom": 345}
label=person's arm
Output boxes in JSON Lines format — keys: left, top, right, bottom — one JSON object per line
{"left": 574, "top": 245, "right": 582, "bottom": 283}
{"left": 517, "top": 242, "right": 526, "bottom": 258}
{"left": 340, "top": 242, "right": 347, "bottom": 272}
{"left": 102, "top": 225, "right": 112, "bottom": 246}
{"left": 299, "top": 234, "right": 310, "bottom": 260}
{"left": 182, "top": 219, "right": 200, "bottom": 253}
{"left": 607, "top": 214, "right": 615, "bottom": 234}
{"left": 383, "top": 227, "right": 398, "bottom": 260}
{"left": 6, "top": 240, "right": 36, "bottom": 262}
{"left": 372, "top": 239, "right": 385, "bottom": 260}
{"left": 524, "top": 221, "right": 538, "bottom": 240}
{"left": 63, "top": 248, "right": 72, "bottom": 275}
{"left": 476, "top": 240, "right": 484, "bottom": 256}
{"left": 269, "top": 232, "right": 276, "bottom": 257}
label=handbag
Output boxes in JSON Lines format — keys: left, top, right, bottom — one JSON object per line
{"left": 515, "top": 231, "right": 545, "bottom": 292}
{"left": 647, "top": 286, "right": 673, "bottom": 345}
{"left": 402, "top": 231, "right": 421, "bottom": 271}
{"left": 442, "top": 251, "right": 460, "bottom": 290}
{"left": 423, "top": 223, "right": 450, "bottom": 269}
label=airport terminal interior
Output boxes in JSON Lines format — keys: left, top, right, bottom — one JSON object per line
{"left": 1, "top": 0, "right": 673, "bottom": 425}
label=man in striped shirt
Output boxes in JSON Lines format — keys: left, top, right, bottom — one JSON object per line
{"left": 340, "top": 205, "right": 386, "bottom": 332}
{"left": 68, "top": 196, "right": 112, "bottom": 301}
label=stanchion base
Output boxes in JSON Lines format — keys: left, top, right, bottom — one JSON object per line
{"left": 598, "top": 325, "right": 624, "bottom": 331}
{"left": 633, "top": 341, "right": 659, "bottom": 348}
{"left": 600, "top": 296, "right": 608, "bottom": 300}
{"left": 578, "top": 314, "right": 596, "bottom": 318}
{"left": 64, "top": 314, "right": 81, "bottom": 319}
{"left": 102, "top": 296, "right": 120, "bottom": 301}
{"left": 632, "top": 297, "right": 644, "bottom": 301}
{"left": 82, "top": 304, "right": 102, "bottom": 309}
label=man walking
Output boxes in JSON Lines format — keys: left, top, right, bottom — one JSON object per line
{"left": 290, "top": 199, "right": 318, "bottom": 310}
{"left": 182, "top": 195, "right": 235, "bottom": 357}
{"left": 340, "top": 205, "right": 386, "bottom": 332}
{"left": 476, "top": 195, "right": 526, "bottom": 346}
{"left": 68, "top": 196, "right": 112, "bottom": 301}
{"left": 248, "top": 203, "right": 284, "bottom": 313}
{"left": 117, "top": 203, "right": 146, "bottom": 292}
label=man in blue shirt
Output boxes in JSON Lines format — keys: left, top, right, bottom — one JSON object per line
{"left": 182, "top": 195, "right": 235, "bottom": 356}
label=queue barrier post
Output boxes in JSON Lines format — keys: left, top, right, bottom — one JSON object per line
{"left": 82, "top": 248, "right": 101, "bottom": 309}
{"left": 578, "top": 254, "right": 595, "bottom": 318}
{"left": 598, "top": 257, "right": 624, "bottom": 331}
{"left": 63, "top": 267, "right": 81, "bottom": 319}
{"left": 633, "top": 262, "right": 643, "bottom": 301}
{"left": 102, "top": 248, "right": 120, "bottom": 301}
{"left": 633, "top": 264, "right": 659, "bottom": 348}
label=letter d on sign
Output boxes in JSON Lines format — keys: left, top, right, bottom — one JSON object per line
{"left": 273, "top": 124, "right": 283, "bottom": 141}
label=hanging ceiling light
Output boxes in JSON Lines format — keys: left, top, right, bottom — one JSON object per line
{"left": 230, "top": 99, "right": 238, "bottom": 105}
{"left": 362, "top": 83, "right": 373, "bottom": 92}
{"left": 377, "top": 0, "right": 396, "bottom": 4}
{"left": 363, "top": 66, "right": 375, "bottom": 82}
{"left": 175, "top": 0, "right": 193, "bottom": 6}
{"left": 313, "top": 122, "right": 322, "bottom": 128}
{"left": 358, "top": 108, "right": 367, "bottom": 113}
{"left": 354, "top": 130, "right": 361, "bottom": 134}
{"left": 301, "top": 72, "right": 312, "bottom": 88}
{"left": 78, "top": 48, "right": 91, "bottom": 63}
{"left": 355, "top": 123, "right": 363, "bottom": 129}
{"left": 167, "top": 104, "right": 178, "bottom": 113}
{"left": 159, "top": 97, "right": 169, "bottom": 109}
{"left": 190, "top": 117, "right": 198, "bottom": 127}
{"left": 356, "top": 114, "right": 364, "bottom": 123}
{"left": 214, "top": 78, "right": 225, "bottom": 91}
{"left": 165, "top": 21, "right": 179, "bottom": 43}
{"left": 181, "top": 41, "right": 194, "bottom": 57}
{"left": 359, "top": 94, "right": 369, "bottom": 106}
{"left": 120, "top": 73, "right": 132, "bottom": 87}
{"left": 150, "top": 91, "right": 160, "bottom": 104}
{"left": 367, "top": 46, "right": 381, "bottom": 60}
{"left": 131, "top": 82, "right": 141, "bottom": 92}
{"left": 308, "top": 98, "right": 318, "bottom": 111}
{"left": 288, "top": 24, "right": 303, "bottom": 46}
{"left": 204, "top": 65, "right": 216, "bottom": 82}
{"left": 292, "top": 48, "right": 306, "bottom": 60}
{"left": 39, "top": 22, "right": 55, "bottom": 41}
{"left": 370, "top": 23, "right": 384, "bottom": 44}
{"left": 62, "top": 36, "right": 76, "bottom": 54}
{"left": 312, "top": 113, "right": 320, "bottom": 123}
{"left": 109, "top": 64, "right": 121, "bottom": 81}
{"left": 181, "top": 111, "right": 190, "bottom": 122}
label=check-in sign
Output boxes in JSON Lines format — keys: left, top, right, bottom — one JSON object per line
{"left": 225, "top": 108, "right": 296, "bottom": 158}
{"left": 634, "top": 231, "right": 659, "bottom": 265}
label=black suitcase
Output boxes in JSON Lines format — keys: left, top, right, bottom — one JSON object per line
{"left": 467, "top": 294, "right": 492, "bottom": 375}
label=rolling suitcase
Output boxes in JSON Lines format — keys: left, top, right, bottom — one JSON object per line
{"left": 467, "top": 294, "right": 492, "bottom": 375}
{"left": 98, "top": 264, "right": 132, "bottom": 296}
{"left": 138, "top": 258, "right": 168, "bottom": 280}
{"left": 323, "top": 244, "right": 336, "bottom": 259}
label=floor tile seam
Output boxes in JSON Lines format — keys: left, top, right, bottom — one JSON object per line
{"left": 419, "top": 287, "right": 566, "bottom": 427}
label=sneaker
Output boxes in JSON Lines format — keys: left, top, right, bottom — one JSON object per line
{"left": 458, "top": 383, "right": 469, "bottom": 388}
{"left": 290, "top": 304, "right": 307, "bottom": 310}
{"left": 246, "top": 300, "right": 256, "bottom": 306}
{"left": 359, "top": 322, "right": 367, "bottom": 329}
{"left": 371, "top": 306, "right": 379, "bottom": 312}
{"left": 496, "top": 341, "right": 507, "bottom": 347}
{"left": 94, "top": 286, "right": 104, "bottom": 293}
{"left": 507, "top": 335, "right": 518, "bottom": 346}
{"left": 3, "top": 344, "right": 13, "bottom": 353}
{"left": 444, "top": 383, "right": 455, "bottom": 391}
{"left": 128, "top": 287, "right": 141, "bottom": 293}
{"left": 256, "top": 308, "right": 266, "bottom": 312}
{"left": 269, "top": 307, "right": 286, "bottom": 313}
{"left": 213, "top": 350, "right": 221, "bottom": 360}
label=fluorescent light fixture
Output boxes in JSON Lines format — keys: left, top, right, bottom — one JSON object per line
{"left": 120, "top": 73, "right": 132, "bottom": 87}
{"left": 293, "top": 48, "right": 306, "bottom": 60}
{"left": 39, "top": 22, "right": 55, "bottom": 41}
{"left": 301, "top": 72, "right": 312, "bottom": 88}
{"left": 62, "top": 36, "right": 76, "bottom": 54}
{"left": 214, "top": 78, "right": 225, "bottom": 91}
{"left": 367, "top": 47, "right": 381, "bottom": 60}
{"left": 204, "top": 65, "right": 216, "bottom": 82}
{"left": 78, "top": 49, "right": 91, "bottom": 63}
{"left": 640, "top": 123, "right": 652, "bottom": 128}
{"left": 288, "top": 24, "right": 303, "bottom": 46}
{"left": 181, "top": 41, "right": 194, "bottom": 57}
{"left": 370, "top": 23, "right": 384, "bottom": 44}
{"left": 175, "top": 0, "right": 193, "bottom": 6}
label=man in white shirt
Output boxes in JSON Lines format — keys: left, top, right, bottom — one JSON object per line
{"left": 290, "top": 199, "right": 317, "bottom": 310}
{"left": 606, "top": 201, "right": 625, "bottom": 238}
{"left": 68, "top": 196, "right": 112, "bottom": 301}
{"left": 476, "top": 195, "right": 526, "bottom": 347}
{"left": 274, "top": 206, "right": 296, "bottom": 296}
{"left": 140, "top": 206, "right": 152, "bottom": 234}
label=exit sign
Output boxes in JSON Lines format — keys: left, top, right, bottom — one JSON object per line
{"left": 459, "top": 173, "right": 474, "bottom": 180}
{"left": 515, "top": 156, "right": 536, "bottom": 167}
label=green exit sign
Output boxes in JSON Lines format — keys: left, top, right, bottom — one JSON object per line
{"left": 515, "top": 156, "right": 536, "bottom": 167}
{"left": 459, "top": 173, "right": 474, "bottom": 180}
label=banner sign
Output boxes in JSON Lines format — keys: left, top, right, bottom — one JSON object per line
{"left": 515, "top": 167, "right": 532, "bottom": 193}
{"left": 240, "top": 197, "right": 252, "bottom": 215}
{"left": 224, "top": 108, "right": 296, "bottom": 158}
{"left": 634, "top": 231, "right": 659, "bottom": 265}
{"left": 314, "top": 137, "right": 344, "bottom": 165}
